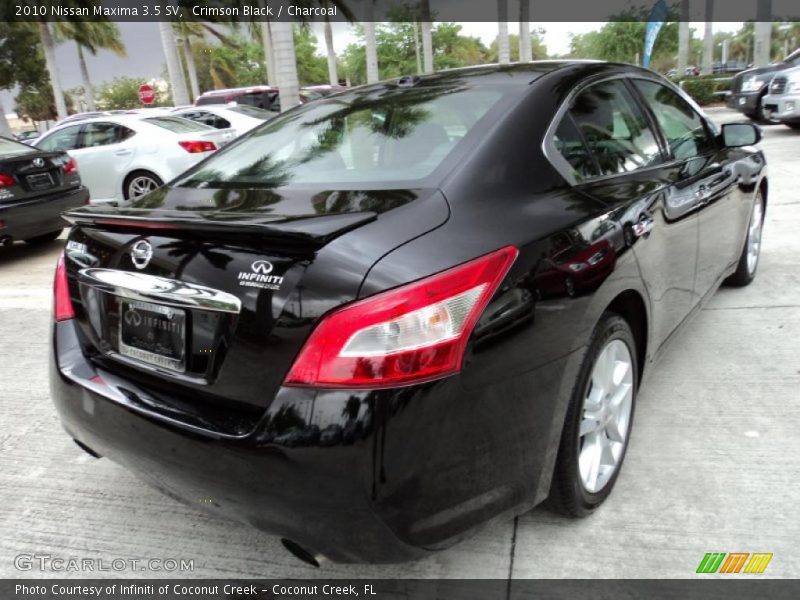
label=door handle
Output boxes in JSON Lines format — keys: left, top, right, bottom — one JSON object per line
{"left": 114, "top": 149, "right": 132, "bottom": 156}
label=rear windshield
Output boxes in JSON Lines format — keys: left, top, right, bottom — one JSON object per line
{"left": 0, "top": 137, "right": 36, "bottom": 156}
{"left": 142, "top": 117, "right": 213, "bottom": 133}
{"left": 178, "top": 85, "right": 504, "bottom": 189}
{"left": 227, "top": 105, "right": 273, "bottom": 120}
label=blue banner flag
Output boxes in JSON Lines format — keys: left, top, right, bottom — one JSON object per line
{"left": 643, "top": 0, "right": 669, "bottom": 68}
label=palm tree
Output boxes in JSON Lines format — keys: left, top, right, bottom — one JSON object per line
{"left": 364, "top": 1, "right": 379, "bottom": 83}
{"left": 55, "top": 22, "right": 126, "bottom": 112}
{"left": 271, "top": 22, "right": 301, "bottom": 111}
{"left": 496, "top": 0, "right": 510, "bottom": 64}
{"left": 174, "top": 22, "right": 239, "bottom": 100}
{"left": 518, "top": 1, "right": 532, "bottom": 62}
{"left": 37, "top": 22, "right": 68, "bottom": 120}
{"left": 677, "top": 0, "right": 690, "bottom": 74}
{"left": 323, "top": 5, "right": 338, "bottom": 85}
{"left": 158, "top": 21, "right": 190, "bottom": 106}
{"left": 420, "top": 0, "right": 434, "bottom": 73}
{"left": 701, "top": 0, "right": 714, "bottom": 74}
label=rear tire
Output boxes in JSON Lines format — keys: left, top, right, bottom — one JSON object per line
{"left": 549, "top": 313, "right": 638, "bottom": 517}
{"left": 725, "top": 190, "right": 765, "bottom": 287}
{"left": 24, "top": 230, "right": 62, "bottom": 244}
{"left": 123, "top": 170, "right": 163, "bottom": 201}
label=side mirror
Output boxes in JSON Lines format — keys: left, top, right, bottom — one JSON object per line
{"left": 722, "top": 122, "right": 762, "bottom": 147}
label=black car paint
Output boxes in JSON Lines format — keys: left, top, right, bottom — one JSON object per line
{"left": 50, "top": 62, "right": 766, "bottom": 563}
{"left": 0, "top": 146, "right": 88, "bottom": 242}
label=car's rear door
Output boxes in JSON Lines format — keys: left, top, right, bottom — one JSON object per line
{"left": 73, "top": 122, "right": 137, "bottom": 202}
{"left": 631, "top": 79, "right": 742, "bottom": 300}
{"left": 551, "top": 77, "right": 700, "bottom": 350}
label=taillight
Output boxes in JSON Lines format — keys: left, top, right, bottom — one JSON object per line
{"left": 63, "top": 157, "right": 78, "bottom": 175}
{"left": 0, "top": 173, "right": 16, "bottom": 187}
{"left": 54, "top": 252, "right": 75, "bottom": 322}
{"left": 284, "top": 246, "right": 519, "bottom": 389}
{"left": 178, "top": 140, "right": 217, "bottom": 153}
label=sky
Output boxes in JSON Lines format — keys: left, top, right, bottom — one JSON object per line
{"left": 3, "top": 21, "right": 744, "bottom": 118}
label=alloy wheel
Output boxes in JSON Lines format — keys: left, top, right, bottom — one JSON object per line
{"left": 578, "top": 339, "right": 634, "bottom": 493}
{"left": 128, "top": 176, "right": 159, "bottom": 199}
{"left": 746, "top": 197, "right": 764, "bottom": 276}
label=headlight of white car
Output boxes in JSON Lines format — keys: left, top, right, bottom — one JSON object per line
{"left": 787, "top": 81, "right": 800, "bottom": 93}
{"left": 742, "top": 78, "right": 765, "bottom": 92}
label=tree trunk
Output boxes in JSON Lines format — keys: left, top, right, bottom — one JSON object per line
{"left": 38, "top": 22, "right": 68, "bottom": 120}
{"left": 159, "top": 22, "right": 189, "bottom": 105}
{"left": 420, "top": 0, "right": 433, "bottom": 73}
{"left": 182, "top": 37, "right": 200, "bottom": 100}
{"left": 260, "top": 20, "right": 276, "bottom": 86}
{"left": 497, "top": 0, "right": 510, "bottom": 64}
{"left": 753, "top": 0, "right": 773, "bottom": 67}
{"left": 324, "top": 16, "right": 338, "bottom": 85}
{"left": 701, "top": 0, "right": 714, "bottom": 75}
{"left": 271, "top": 21, "right": 300, "bottom": 112}
{"left": 76, "top": 44, "right": 96, "bottom": 112}
{"left": 0, "top": 98, "right": 12, "bottom": 138}
{"left": 677, "top": 0, "right": 690, "bottom": 74}
{"left": 413, "top": 22, "right": 422, "bottom": 74}
{"left": 519, "top": 0, "right": 532, "bottom": 62}
{"left": 364, "top": 5, "right": 379, "bottom": 84}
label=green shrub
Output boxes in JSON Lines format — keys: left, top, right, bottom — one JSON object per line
{"left": 680, "top": 78, "right": 722, "bottom": 105}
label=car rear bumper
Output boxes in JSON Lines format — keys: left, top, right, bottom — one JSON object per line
{"left": 0, "top": 186, "right": 88, "bottom": 241}
{"left": 50, "top": 318, "right": 572, "bottom": 563}
{"left": 761, "top": 94, "right": 800, "bottom": 121}
{"left": 727, "top": 92, "right": 761, "bottom": 114}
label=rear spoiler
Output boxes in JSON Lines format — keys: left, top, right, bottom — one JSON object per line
{"left": 62, "top": 208, "right": 377, "bottom": 249}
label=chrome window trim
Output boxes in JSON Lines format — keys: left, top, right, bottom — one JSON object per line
{"left": 542, "top": 72, "right": 689, "bottom": 187}
{"left": 78, "top": 268, "right": 242, "bottom": 314}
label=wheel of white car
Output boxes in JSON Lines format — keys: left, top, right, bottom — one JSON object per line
{"left": 123, "top": 171, "right": 163, "bottom": 201}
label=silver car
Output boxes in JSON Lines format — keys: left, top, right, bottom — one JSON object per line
{"left": 762, "top": 66, "right": 800, "bottom": 128}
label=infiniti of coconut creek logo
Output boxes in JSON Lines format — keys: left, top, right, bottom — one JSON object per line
{"left": 238, "top": 260, "right": 284, "bottom": 290}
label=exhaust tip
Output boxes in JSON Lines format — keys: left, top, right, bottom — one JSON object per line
{"left": 73, "top": 439, "right": 102, "bottom": 459}
{"left": 281, "top": 538, "right": 323, "bottom": 568}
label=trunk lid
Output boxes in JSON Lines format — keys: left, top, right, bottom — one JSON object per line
{"left": 0, "top": 150, "right": 80, "bottom": 203}
{"left": 62, "top": 185, "right": 449, "bottom": 435}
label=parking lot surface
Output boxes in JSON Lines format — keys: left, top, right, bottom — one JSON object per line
{"left": 1, "top": 107, "right": 798, "bottom": 579}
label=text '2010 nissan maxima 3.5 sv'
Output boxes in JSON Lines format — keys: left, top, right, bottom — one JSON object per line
{"left": 50, "top": 62, "right": 767, "bottom": 565}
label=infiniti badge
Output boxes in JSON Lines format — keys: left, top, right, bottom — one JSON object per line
{"left": 130, "top": 240, "right": 153, "bottom": 270}
{"left": 32, "top": 158, "right": 45, "bottom": 168}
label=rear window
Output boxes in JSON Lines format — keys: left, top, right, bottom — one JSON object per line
{"left": 0, "top": 137, "right": 36, "bottom": 156}
{"left": 227, "top": 105, "right": 273, "bottom": 120}
{"left": 142, "top": 117, "right": 214, "bottom": 133}
{"left": 178, "top": 86, "right": 504, "bottom": 189}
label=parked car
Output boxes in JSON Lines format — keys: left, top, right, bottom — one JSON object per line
{"left": 195, "top": 85, "right": 279, "bottom": 110}
{"left": 728, "top": 48, "right": 800, "bottom": 122}
{"left": 171, "top": 104, "right": 273, "bottom": 137}
{"left": 761, "top": 66, "right": 800, "bottom": 128}
{"left": 50, "top": 62, "right": 766, "bottom": 565}
{"left": 33, "top": 114, "right": 234, "bottom": 205}
{"left": 0, "top": 136, "right": 88, "bottom": 245}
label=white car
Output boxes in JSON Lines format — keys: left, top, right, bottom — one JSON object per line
{"left": 33, "top": 114, "right": 235, "bottom": 205}
{"left": 171, "top": 104, "right": 273, "bottom": 137}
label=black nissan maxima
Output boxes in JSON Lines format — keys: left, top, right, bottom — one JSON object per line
{"left": 50, "top": 62, "right": 767, "bottom": 564}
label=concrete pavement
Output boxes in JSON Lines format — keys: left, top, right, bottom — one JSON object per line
{"left": 1, "top": 107, "right": 798, "bottom": 579}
